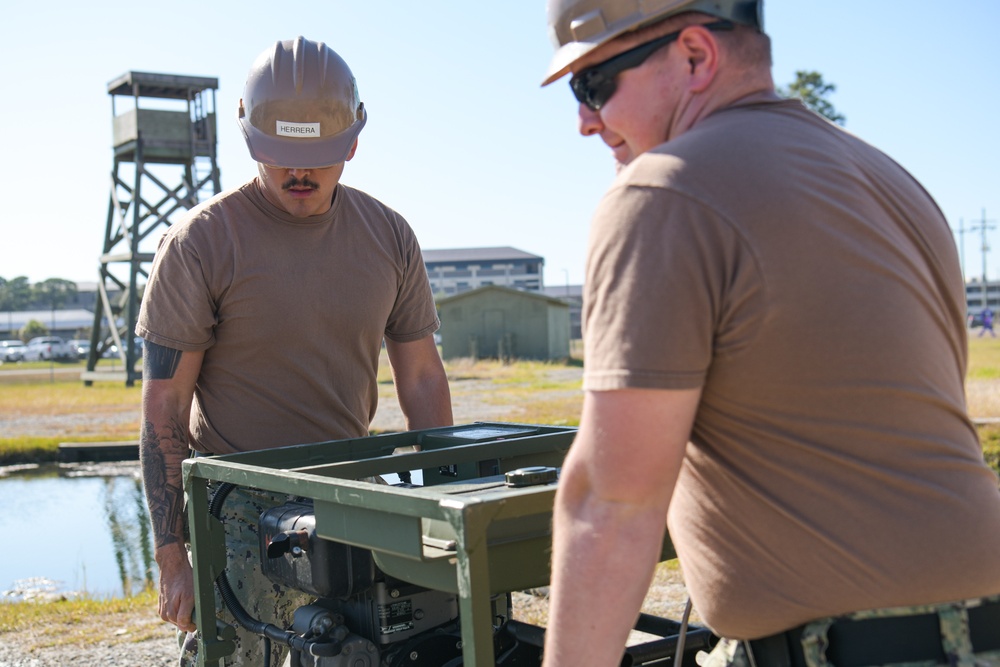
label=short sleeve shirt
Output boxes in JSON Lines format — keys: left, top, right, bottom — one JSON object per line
{"left": 137, "top": 180, "right": 439, "bottom": 454}
{"left": 583, "top": 98, "right": 1000, "bottom": 638}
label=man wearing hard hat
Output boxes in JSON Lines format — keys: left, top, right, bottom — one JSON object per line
{"left": 137, "top": 37, "right": 452, "bottom": 666}
{"left": 540, "top": 1, "right": 1000, "bottom": 666}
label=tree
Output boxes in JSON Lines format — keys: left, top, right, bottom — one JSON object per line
{"left": 0, "top": 276, "right": 33, "bottom": 312}
{"left": 20, "top": 319, "right": 48, "bottom": 341}
{"left": 778, "top": 70, "right": 845, "bottom": 125}
{"left": 0, "top": 276, "right": 32, "bottom": 338}
{"left": 32, "top": 278, "right": 78, "bottom": 311}
{"left": 32, "top": 278, "right": 78, "bottom": 340}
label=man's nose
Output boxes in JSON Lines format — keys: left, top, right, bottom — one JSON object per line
{"left": 578, "top": 103, "right": 603, "bottom": 137}
{"left": 287, "top": 168, "right": 311, "bottom": 178}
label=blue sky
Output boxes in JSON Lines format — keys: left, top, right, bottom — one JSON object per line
{"left": 2, "top": 0, "right": 997, "bottom": 288}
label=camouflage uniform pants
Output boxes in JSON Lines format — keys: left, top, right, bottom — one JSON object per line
{"left": 178, "top": 485, "right": 313, "bottom": 667}
{"left": 701, "top": 596, "right": 1000, "bottom": 667}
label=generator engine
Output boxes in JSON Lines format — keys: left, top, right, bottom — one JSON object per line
{"left": 241, "top": 497, "right": 530, "bottom": 667}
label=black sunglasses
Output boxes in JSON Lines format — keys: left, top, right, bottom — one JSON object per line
{"left": 569, "top": 20, "right": 735, "bottom": 111}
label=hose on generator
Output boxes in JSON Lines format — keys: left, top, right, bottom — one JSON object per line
{"left": 208, "top": 482, "right": 344, "bottom": 666}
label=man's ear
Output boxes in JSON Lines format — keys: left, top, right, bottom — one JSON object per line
{"left": 677, "top": 24, "right": 720, "bottom": 93}
{"left": 346, "top": 138, "right": 359, "bottom": 162}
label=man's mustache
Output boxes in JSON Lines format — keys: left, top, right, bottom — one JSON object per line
{"left": 282, "top": 177, "right": 321, "bottom": 190}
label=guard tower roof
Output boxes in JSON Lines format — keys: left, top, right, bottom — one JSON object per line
{"left": 107, "top": 71, "right": 219, "bottom": 99}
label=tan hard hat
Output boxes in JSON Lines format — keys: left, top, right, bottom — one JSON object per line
{"left": 238, "top": 36, "right": 367, "bottom": 168}
{"left": 542, "top": 0, "right": 763, "bottom": 85}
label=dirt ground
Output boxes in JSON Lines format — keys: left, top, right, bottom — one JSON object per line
{"left": 0, "top": 574, "right": 696, "bottom": 666}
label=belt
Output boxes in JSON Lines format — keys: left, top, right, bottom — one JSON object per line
{"left": 747, "top": 599, "right": 1000, "bottom": 667}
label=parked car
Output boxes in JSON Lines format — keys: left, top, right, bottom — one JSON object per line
{"left": 100, "top": 337, "right": 144, "bottom": 359}
{"left": 23, "top": 336, "right": 76, "bottom": 361}
{"left": 0, "top": 339, "right": 26, "bottom": 362}
{"left": 67, "top": 339, "right": 91, "bottom": 360}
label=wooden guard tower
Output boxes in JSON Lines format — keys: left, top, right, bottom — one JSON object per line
{"left": 84, "top": 71, "right": 221, "bottom": 387}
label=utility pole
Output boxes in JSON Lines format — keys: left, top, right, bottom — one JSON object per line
{"left": 970, "top": 209, "right": 997, "bottom": 310}
{"left": 958, "top": 217, "right": 965, "bottom": 284}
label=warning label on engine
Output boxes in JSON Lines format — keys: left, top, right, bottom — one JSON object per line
{"left": 379, "top": 600, "right": 414, "bottom": 635}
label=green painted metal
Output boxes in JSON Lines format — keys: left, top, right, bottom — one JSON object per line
{"left": 186, "top": 475, "right": 236, "bottom": 663}
{"left": 183, "top": 422, "right": 577, "bottom": 666}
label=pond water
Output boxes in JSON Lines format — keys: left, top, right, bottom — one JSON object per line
{"left": 0, "top": 461, "right": 156, "bottom": 602}
{"left": 0, "top": 461, "right": 421, "bottom": 603}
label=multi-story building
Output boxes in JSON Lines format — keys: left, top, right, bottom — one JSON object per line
{"left": 422, "top": 247, "right": 544, "bottom": 296}
{"left": 542, "top": 283, "right": 583, "bottom": 339}
{"left": 966, "top": 278, "right": 1000, "bottom": 318}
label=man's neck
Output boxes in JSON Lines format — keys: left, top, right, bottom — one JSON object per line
{"left": 669, "top": 71, "right": 777, "bottom": 141}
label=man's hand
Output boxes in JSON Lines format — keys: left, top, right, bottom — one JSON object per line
{"left": 155, "top": 541, "right": 196, "bottom": 632}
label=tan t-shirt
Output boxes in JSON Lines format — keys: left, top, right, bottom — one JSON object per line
{"left": 584, "top": 98, "right": 1000, "bottom": 639}
{"left": 137, "top": 179, "right": 439, "bottom": 454}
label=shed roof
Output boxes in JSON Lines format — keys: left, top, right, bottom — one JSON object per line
{"left": 436, "top": 284, "right": 569, "bottom": 308}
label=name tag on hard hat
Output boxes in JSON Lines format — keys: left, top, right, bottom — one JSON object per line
{"left": 276, "top": 121, "right": 321, "bottom": 137}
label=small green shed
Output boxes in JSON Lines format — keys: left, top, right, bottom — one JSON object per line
{"left": 437, "top": 286, "right": 571, "bottom": 361}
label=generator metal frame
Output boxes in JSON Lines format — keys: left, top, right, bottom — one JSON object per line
{"left": 183, "top": 422, "right": 680, "bottom": 666}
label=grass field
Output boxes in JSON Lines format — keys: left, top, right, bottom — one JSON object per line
{"left": 968, "top": 334, "right": 1000, "bottom": 380}
{"left": 3, "top": 337, "right": 1000, "bottom": 470}
{"left": 1, "top": 337, "right": 999, "bottom": 647}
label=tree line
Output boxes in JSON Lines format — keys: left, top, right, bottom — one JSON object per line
{"left": 0, "top": 276, "right": 79, "bottom": 313}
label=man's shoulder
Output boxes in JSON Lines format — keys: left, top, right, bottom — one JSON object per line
{"left": 615, "top": 98, "right": 866, "bottom": 199}
{"left": 192, "top": 181, "right": 257, "bottom": 217}
{"left": 337, "top": 184, "right": 414, "bottom": 235}
{"left": 338, "top": 183, "right": 397, "bottom": 215}
{"left": 167, "top": 182, "right": 256, "bottom": 231}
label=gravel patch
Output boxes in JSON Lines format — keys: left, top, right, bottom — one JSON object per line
{"left": 0, "top": 624, "right": 177, "bottom": 666}
{"left": 370, "top": 378, "right": 522, "bottom": 433}
{"left": 0, "top": 575, "right": 694, "bottom": 666}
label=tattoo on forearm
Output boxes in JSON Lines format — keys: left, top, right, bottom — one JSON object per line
{"left": 140, "top": 418, "right": 187, "bottom": 548}
{"left": 144, "top": 341, "right": 183, "bottom": 380}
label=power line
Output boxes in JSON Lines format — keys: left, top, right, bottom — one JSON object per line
{"left": 969, "top": 208, "right": 997, "bottom": 283}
